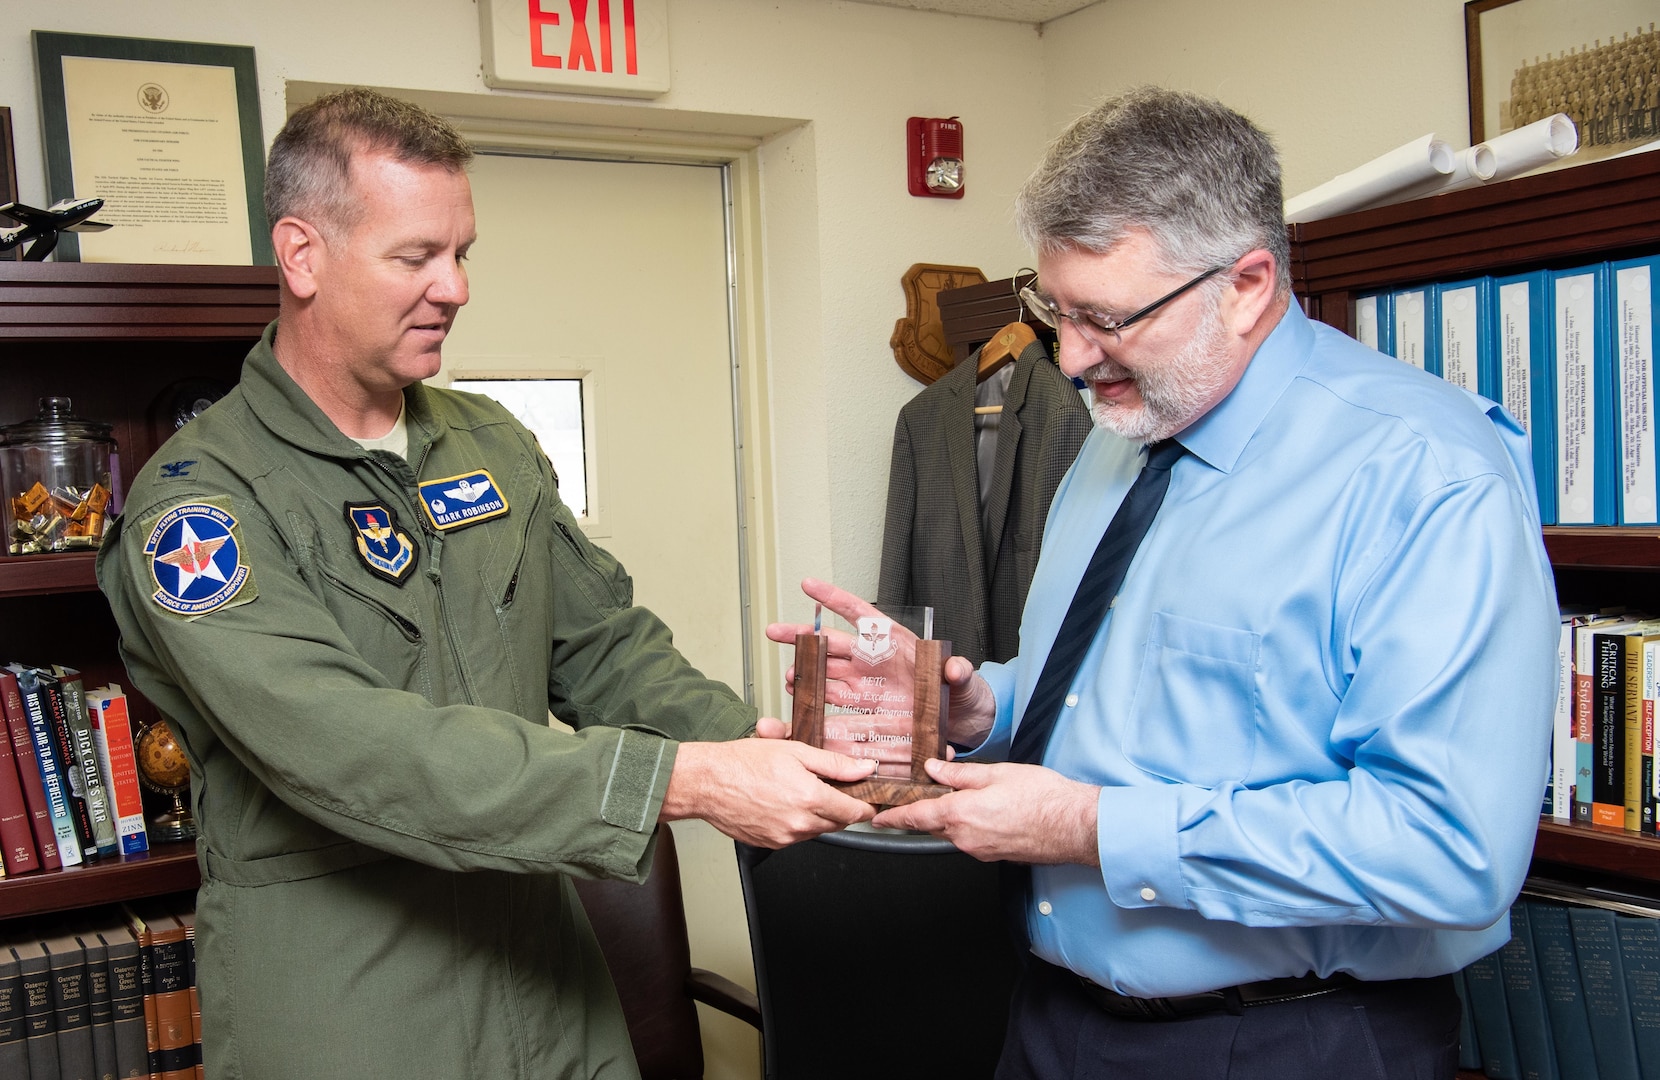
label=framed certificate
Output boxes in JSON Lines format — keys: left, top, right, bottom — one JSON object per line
{"left": 33, "top": 31, "right": 271, "bottom": 264}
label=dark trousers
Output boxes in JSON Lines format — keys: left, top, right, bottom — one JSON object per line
{"left": 996, "top": 959, "right": 1461, "bottom": 1080}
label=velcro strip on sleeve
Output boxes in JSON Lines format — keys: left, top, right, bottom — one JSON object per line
{"left": 600, "top": 729, "right": 669, "bottom": 833}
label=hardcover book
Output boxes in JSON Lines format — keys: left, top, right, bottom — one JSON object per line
{"left": 35, "top": 669, "right": 101, "bottom": 863}
{"left": 79, "top": 925, "right": 119, "bottom": 1080}
{"left": 0, "top": 698, "right": 39, "bottom": 875}
{"left": 42, "top": 927, "right": 95, "bottom": 1080}
{"left": 1497, "top": 901, "right": 1560, "bottom": 1080}
{"left": 53, "top": 666, "right": 119, "bottom": 859}
{"left": 1465, "top": 945, "right": 1522, "bottom": 1079}
{"left": 1529, "top": 900, "right": 1599, "bottom": 1080}
{"left": 1616, "top": 914, "right": 1660, "bottom": 1080}
{"left": 16, "top": 936, "right": 61, "bottom": 1080}
{"left": 7, "top": 664, "right": 84, "bottom": 868}
{"left": 93, "top": 917, "right": 147, "bottom": 1079}
{"left": 1570, "top": 903, "right": 1643, "bottom": 1080}
{"left": 0, "top": 942, "right": 25, "bottom": 1080}
{"left": 87, "top": 685, "right": 148, "bottom": 856}
{"left": 0, "top": 667, "right": 61, "bottom": 870}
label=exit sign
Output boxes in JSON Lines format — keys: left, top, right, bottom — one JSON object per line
{"left": 480, "top": 0, "right": 670, "bottom": 98}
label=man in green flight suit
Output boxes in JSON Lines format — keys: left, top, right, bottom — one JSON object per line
{"left": 96, "top": 88, "right": 878, "bottom": 1080}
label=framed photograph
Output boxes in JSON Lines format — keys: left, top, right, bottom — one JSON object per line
{"left": 1466, "top": 0, "right": 1660, "bottom": 160}
{"left": 32, "top": 31, "right": 270, "bottom": 264}
{"left": 0, "top": 107, "right": 18, "bottom": 262}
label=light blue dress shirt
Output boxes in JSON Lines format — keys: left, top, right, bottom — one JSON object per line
{"left": 971, "top": 303, "right": 1559, "bottom": 997}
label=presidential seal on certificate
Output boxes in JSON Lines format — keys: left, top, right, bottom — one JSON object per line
{"left": 791, "top": 608, "right": 950, "bottom": 807}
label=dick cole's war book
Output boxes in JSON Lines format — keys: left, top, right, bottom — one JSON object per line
{"left": 53, "top": 666, "right": 119, "bottom": 859}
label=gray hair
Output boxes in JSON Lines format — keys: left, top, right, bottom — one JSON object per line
{"left": 264, "top": 87, "right": 473, "bottom": 237}
{"left": 1015, "top": 87, "right": 1289, "bottom": 295}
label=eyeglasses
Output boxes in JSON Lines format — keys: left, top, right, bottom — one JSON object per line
{"left": 1019, "top": 261, "right": 1233, "bottom": 346}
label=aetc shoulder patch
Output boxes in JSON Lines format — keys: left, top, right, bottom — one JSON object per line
{"left": 344, "top": 502, "right": 418, "bottom": 585}
{"left": 417, "top": 469, "right": 509, "bottom": 532}
{"left": 143, "top": 499, "right": 257, "bottom": 617}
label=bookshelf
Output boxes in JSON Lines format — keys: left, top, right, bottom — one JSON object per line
{"left": 1290, "top": 149, "right": 1660, "bottom": 889}
{"left": 0, "top": 262, "right": 277, "bottom": 918}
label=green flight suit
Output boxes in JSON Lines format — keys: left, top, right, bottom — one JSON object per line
{"left": 96, "top": 322, "right": 756, "bottom": 1079}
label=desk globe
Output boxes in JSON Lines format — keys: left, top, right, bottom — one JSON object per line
{"left": 135, "top": 718, "right": 196, "bottom": 841}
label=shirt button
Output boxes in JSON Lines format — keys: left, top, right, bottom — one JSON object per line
{"left": 1064, "top": 693, "right": 1079, "bottom": 708}
{"left": 1139, "top": 887, "right": 1157, "bottom": 902}
{"left": 1037, "top": 900, "right": 1053, "bottom": 916}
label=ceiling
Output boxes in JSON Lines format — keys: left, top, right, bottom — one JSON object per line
{"left": 844, "top": 0, "right": 1098, "bottom": 24}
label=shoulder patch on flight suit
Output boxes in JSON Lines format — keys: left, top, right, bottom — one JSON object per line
{"left": 417, "top": 469, "right": 509, "bottom": 532}
{"left": 344, "top": 502, "right": 419, "bottom": 585}
{"left": 142, "top": 497, "right": 258, "bottom": 618}
{"left": 155, "top": 460, "right": 199, "bottom": 482}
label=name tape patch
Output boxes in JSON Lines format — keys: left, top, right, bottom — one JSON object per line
{"left": 417, "top": 469, "right": 509, "bottom": 532}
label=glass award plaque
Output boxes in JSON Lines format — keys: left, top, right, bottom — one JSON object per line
{"left": 791, "top": 606, "right": 950, "bottom": 807}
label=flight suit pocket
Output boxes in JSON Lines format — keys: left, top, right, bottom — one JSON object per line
{"left": 1123, "top": 612, "right": 1260, "bottom": 786}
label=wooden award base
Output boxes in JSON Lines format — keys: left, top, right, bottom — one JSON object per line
{"left": 792, "top": 632, "right": 951, "bottom": 807}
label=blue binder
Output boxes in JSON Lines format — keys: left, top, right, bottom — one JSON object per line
{"left": 1612, "top": 255, "right": 1660, "bottom": 525}
{"left": 1354, "top": 290, "right": 1394, "bottom": 355}
{"left": 1437, "top": 276, "right": 1498, "bottom": 397}
{"left": 1497, "top": 270, "right": 1556, "bottom": 524}
{"left": 1392, "top": 284, "right": 1440, "bottom": 375}
{"left": 1551, "top": 264, "right": 1617, "bottom": 525}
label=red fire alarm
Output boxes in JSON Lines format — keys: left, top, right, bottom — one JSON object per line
{"left": 907, "top": 116, "right": 965, "bottom": 199}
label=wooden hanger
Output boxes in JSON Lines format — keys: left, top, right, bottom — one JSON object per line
{"left": 973, "top": 320, "right": 1036, "bottom": 415}
{"left": 977, "top": 321, "right": 1036, "bottom": 384}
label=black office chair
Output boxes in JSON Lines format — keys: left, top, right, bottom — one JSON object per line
{"left": 736, "top": 829, "right": 1020, "bottom": 1080}
{"left": 574, "top": 826, "right": 761, "bottom": 1080}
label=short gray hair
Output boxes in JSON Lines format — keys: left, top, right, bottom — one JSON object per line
{"left": 1015, "top": 87, "right": 1289, "bottom": 295}
{"left": 264, "top": 87, "right": 473, "bottom": 237}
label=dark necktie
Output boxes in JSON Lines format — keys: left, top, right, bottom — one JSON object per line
{"left": 1002, "top": 438, "right": 1185, "bottom": 952}
{"left": 1009, "top": 436, "right": 1187, "bottom": 764}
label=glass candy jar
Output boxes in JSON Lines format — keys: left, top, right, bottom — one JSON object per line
{"left": 0, "top": 397, "right": 117, "bottom": 554}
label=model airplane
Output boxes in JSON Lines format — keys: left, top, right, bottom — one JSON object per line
{"left": 0, "top": 197, "right": 113, "bottom": 261}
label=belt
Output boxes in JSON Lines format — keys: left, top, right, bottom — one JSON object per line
{"left": 1069, "top": 968, "right": 1357, "bottom": 1021}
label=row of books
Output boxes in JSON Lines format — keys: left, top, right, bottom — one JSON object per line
{"left": 1547, "top": 610, "right": 1660, "bottom": 834}
{"left": 0, "top": 898, "right": 200, "bottom": 1080}
{"left": 1353, "top": 255, "right": 1658, "bottom": 526}
{"left": 0, "top": 669, "right": 148, "bottom": 878}
{"left": 1460, "top": 881, "right": 1660, "bottom": 1080}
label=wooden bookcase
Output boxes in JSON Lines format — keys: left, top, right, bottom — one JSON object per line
{"left": 1290, "top": 151, "right": 1660, "bottom": 1079}
{"left": 0, "top": 262, "right": 277, "bottom": 920}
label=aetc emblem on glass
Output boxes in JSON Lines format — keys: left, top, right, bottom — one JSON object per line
{"left": 344, "top": 502, "right": 418, "bottom": 585}
{"left": 145, "top": 502, "right": 252, "bottom": 615}
{"left": 418, "top": 469, "right": 509, "bottom": 532}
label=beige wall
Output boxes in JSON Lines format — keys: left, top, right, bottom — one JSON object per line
{"left": 1043, "top": 0, "right": 1481, "bottom": 200}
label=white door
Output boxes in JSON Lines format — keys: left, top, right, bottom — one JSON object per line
{"left": 440, "top": 151, "right": 758, "bottom": 1080}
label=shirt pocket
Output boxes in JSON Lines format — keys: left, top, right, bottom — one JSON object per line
{"left": 1123, "top": 611, "right": 1260, "bottom": 786}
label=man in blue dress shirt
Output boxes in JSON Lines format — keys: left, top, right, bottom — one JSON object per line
{"left": 773, "top": 87, "right": 1558, "bottom": 1078}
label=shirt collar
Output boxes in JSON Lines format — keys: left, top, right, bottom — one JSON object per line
{"left": 1175, "top": 302, "right": 1313, "bottom": 474}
